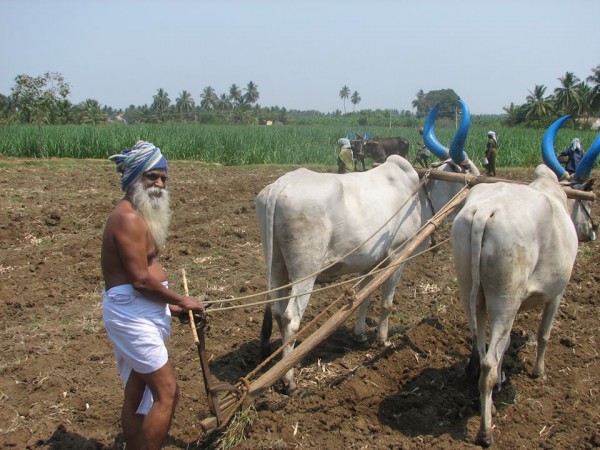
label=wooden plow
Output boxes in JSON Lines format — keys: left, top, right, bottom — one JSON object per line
{"left": 188, "top": 169, "right": 595, "bottom": 436}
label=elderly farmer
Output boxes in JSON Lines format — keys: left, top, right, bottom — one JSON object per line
{"left": 337, "top": 138, "right": 355, "bottom": 174}
{"left": 101, "top": 140, "right": 204, "bottom": 450}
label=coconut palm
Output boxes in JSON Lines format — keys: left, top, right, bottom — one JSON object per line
{"left": 412, "top": 89, "right": 425, "bottom": 117}
{"left": 175, "top": 90, "right": 195, "bottom": 120}
{"left": 200, "top": 86, "right": 218, "bottom": 110}
{"left": 151, "top": 88, "right": 171, "bottom": 115}
{"left": 351, "top": 91, "right": 361, "bottom": 112}
{"left": 243, "top": 81, "right": 260, "bottom": 106}
{"left": 525, "top": 84, "right": 554, "bottom": 119}
{"left": 79, "top": 99, "right": 106, "bottom": 125}
{"left": 554, "top": 71, "right": 581, "bottom": 118}
{"left": 339, "top": 85, "right": 350, "bottom": 114}
{"left": 576, "top": 83, "right": 593, "bottom": 122}
{"left": 228, "top": 84, "right": 243, "bottom": 106}
{"left": 586, "top": 65, "right": 600, "bottom": 114}
{"left": 218, "top": 93, "right": 232, "bottom": 111}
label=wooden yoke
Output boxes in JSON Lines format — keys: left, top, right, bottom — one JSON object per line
{"left": 413, "top": 168, "right": 596, "bottom": 201}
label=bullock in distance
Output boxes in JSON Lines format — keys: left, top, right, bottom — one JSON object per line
{"left": 351, "top": 134, "right": 410, "bottom": 170}
{"left": 452, "top": 115, "right": 599, "bottom": 447}
{"left": 256, "top": 99, "right": 479, "bottom": 394}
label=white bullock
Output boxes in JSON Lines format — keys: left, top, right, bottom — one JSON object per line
{"left": 256, "top": 99, "right": 479, "bottom": 394}
{"left": 452, "top": 116, "right": 599, "bottom": 447}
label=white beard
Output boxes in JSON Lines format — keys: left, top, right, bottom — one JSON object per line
{"left": 128, "top": 180, "right": 171, "bottom": 248}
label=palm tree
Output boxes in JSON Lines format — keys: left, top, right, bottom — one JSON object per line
{"left": 351, "top": 91, "right": 361, "bottom": 112}
{"left": 243, "top": 81, "right": 260, "bottom": 106}
{"left": 412, "top": 89, "right": 426, "bottom": 117}
{"left": 554, "top": 72, "right": 581, "bottom": 118}
{"left": 586, "top": 65, "right": 600, "bottom": 115}
{"left": 175, "top": 90, "right": 195, "bottom": 119}
{"left": 228, "top": 84, "right": 242, "bottom": 107}
{"left": 218, "top": 93, "right": 232, "bottom": 111}
{"left": 200, "top": 86, "right": 218, "bottom": 110}
{"left": 80, "top": 99, "right": 106, "bottom": 125}
{"left": 151, "top": 88, "right": 171, "bottom": 115}
{"left": 339, "top": 85, "right": 350, "bottom": 114}
{"left": 576, "top": 83, "right": 593, "bottom": 122}
{"left": 525, "top": 84, "right": 554, "bottom": 119}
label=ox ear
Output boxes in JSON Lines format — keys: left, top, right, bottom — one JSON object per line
{"left": 576, "top": 177, "right": 595, "bottom": 192}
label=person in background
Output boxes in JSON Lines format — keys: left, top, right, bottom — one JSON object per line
{"left": 101, "top": 140, "right": 205, "bottom": 450}
{"left": 337, "top": 138, "right": 354, "bottom": 174}
{"left": 559, "top": 138, "right": 586, "bottom": 175}
{"left": 484, "top": 131, "right": 498, "bottom": 176}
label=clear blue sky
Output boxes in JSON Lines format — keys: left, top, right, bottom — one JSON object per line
{"left": 2, "top": 0, "right": 599, "bottom": 115}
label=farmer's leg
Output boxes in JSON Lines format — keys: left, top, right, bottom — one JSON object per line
{"left": 122, "top": 369, "right": 146, "bottom": 449}
{"left": 488, "top": 153, "right": 496, "bottom": 176}
{"left": 131, "top": 362, "right": 180, "bottom": 450}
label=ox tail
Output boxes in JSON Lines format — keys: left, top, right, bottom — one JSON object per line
{"left": 260, "top": 175, "right": 291, "bottom": 360}
{"left": 468, "top": 208, "right": 490, "bottom": 344}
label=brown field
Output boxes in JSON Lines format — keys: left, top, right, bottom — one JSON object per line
{"left": 1, "top": 158, "right": 599, "bottom": 449}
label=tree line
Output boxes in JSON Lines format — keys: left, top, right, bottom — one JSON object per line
{"left": 1, "top": 65, "right": 599, "bottom": 129}
{"left": 502, "top": 66, "right": 600, "bottom": 128}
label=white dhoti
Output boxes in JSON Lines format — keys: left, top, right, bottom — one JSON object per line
{"left": 102, "top": 283, "right": 171, "bottom": 415}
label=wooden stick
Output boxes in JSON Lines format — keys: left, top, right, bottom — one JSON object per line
{"left": 181, "top": 269, "right": 199, "bottom": 344}
{"left": 413, "top": 168, "right": 596, "bottom": 201}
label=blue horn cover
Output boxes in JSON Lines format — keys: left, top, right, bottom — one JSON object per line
{"left": 541, "top": 115, "right": 570, "bottom": 179}
{"left": 423, "top": 103, "right": 449, "bottom": 160}
{"left": 449, "top": 99, "right": 470, "bottom": 164}
{"left": 574, "top": 132, "right": 600, "bottom": 182}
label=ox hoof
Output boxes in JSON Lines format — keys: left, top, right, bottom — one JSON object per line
{"left": 475, "top": 428, "right": 494, "bottom": 447}
{"left": 274, "top": 379, "right": 298, "bottom": 396}
{"left": 354, "top": 333, "right": 368, "bottom": 344}
{"left": 283, "top": 382, "right": 298, "bottom": 397}
{"left": 531, "top": 370, "right": 547, "bottom": 381}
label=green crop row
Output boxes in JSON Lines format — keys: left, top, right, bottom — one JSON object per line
{"left": 0, "top": 123, "right": 597, "bottom": 167}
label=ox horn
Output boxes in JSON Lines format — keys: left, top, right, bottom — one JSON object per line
{"left": 573, "top": 132, "right": 600, "bottom": 182}
{"left": 423, "top": 103, "right": 449, "bottom": 160}
{"left": 541, "top": 115, "right": 570, "bottom": 180}
{"left": 449, "top": 99, "right": 470, "bottom": 164}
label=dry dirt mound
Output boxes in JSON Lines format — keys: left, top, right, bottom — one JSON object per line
{"left": 0, "top": 159, "right": 599, "bottom": 449}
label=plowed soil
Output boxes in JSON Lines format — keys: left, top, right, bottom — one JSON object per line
{"left": 1, "top": 158, "right": 599, "bottom": 449}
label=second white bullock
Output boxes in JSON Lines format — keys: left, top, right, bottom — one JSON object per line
{"left": 256, "top": 99, "right": 479, "bottom": 394}
{"left": 452, "top": 115, "right": 599, "bottom": 447}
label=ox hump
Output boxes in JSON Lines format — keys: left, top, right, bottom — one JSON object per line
{"left": 530, "top": 164, "right": 566, "bottom": 201}
{"left": 384, "top": 154, "right": 412, "bottom": 170}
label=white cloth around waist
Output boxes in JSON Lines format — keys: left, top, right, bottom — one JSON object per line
{"left": 102, "top": 282, "right": 172, "bottom": 415}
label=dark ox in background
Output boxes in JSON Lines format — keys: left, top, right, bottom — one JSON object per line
{"left": 351, "top": 134, "right": 410, "bottom": 171}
